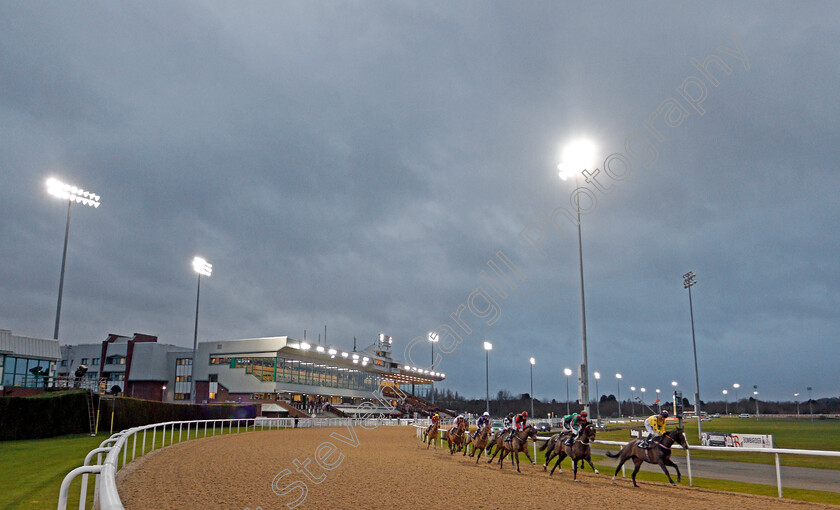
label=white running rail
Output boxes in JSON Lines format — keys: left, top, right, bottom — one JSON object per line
{"left": 58, "top": 417, "right": 419, "bottom": 510}
{"left": 413, "top": 425, "right": 840, "bottom": 499}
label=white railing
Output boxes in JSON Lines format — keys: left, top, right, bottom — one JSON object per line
{"left": 58, "top": 416, "right": 421, "bottom": 510}
{"left": 593, "top": 439, "right": 840, "bottom": 498}
{"left": 413, "top": 425, "right": 840, "bottom": 499}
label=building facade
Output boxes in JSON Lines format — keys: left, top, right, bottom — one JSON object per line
{"left": 0, "top": 329, "right": 60, "bottom": 396}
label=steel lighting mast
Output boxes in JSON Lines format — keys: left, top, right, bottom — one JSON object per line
{"left": 46, "top": 178, "right": 101, "bottom": 341}
{"left": 191, "top": 256, "right": 212, "bottom": 403}
{"left": 557, "top": 140, "right": 597, "bottom": 415}
{"left": 683, "top": 271, "right": 702, "bottom": 438}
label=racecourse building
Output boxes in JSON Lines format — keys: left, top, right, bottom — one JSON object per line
{"left": 187, "top": 335, "right": 444, "bottom": 413}
{"left": 57, "top": 333, "right": 444, "bottom": 416}
{"left": 0, "top": 329, "right": 60, "bottom": 396}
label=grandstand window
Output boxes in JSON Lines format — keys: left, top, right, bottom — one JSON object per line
{"left": 2, "top": 357, "right": 53, "bottom": 388}
{"left": 92, "top": 358, "right": 99, "bottom": 365}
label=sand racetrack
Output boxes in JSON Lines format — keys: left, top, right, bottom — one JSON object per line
{"left": 117, "top": 426, "right": 835, "bottom": 509}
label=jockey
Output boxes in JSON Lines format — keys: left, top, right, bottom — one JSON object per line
{"left": 426, "top": 413, "right": 440, "bottom": 435}
{"left": 560, "top": 412, "right": 578, "bottom": 435}
{"left": 641, "top": 410, "right": 669, "bottom": 448}
{"left": 453, "top": 414, "right": 466, "bottom": 427}
{"left": 563, "top": 411, "right": 589, "bottom": 446}
{"left": 473, "top": 411, "right": 491, "bottom": 439}
{"left": 506, "top": 411, "right": 528, "bottom": 442}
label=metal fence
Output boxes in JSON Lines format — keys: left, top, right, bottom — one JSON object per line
{"left": 58, "top": 416, "right": 420, "bottom": 510}
{"left": 413, "top": 425, "right": 840, "bottom": 499}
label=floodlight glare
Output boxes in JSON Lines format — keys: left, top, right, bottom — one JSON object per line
{"left": 316, "top": 345, "right": 325, "bottom": 353}
{"left": 300, "top": 342, "right": 311, "bottom": 350}
{"left": 192, "top": 257, "right": 213, "bottom": 277}
{"left": 483, "top": 341, "right": 492, "bottom": 351}
{"left": 594, "top": 371, "right": 600, "bottom": 379}
{"left": 529, "top": 357, "right": 536, "bottom": 365}
{"left": 616, "top": 373, "right": 622, "bottom": 379}
{"left": 46, "top": 178, "right": 101, "bottom": 208}
{"left": 328, "top": 348, "right": 337, "bottom": 355}
{"left": 557, "top": 140, "right": 597, "bottom": 180}
{"left": 564, "top": 368, "right": 572, "bottom": 376}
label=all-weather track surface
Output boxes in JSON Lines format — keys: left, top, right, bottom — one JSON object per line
{"left": 117, "top": 426, "right": 836, "bottom": 509}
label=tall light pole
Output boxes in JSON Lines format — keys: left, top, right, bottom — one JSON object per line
{"left": 683, "top": 271, "right": 702, "bottom": 438}
{"left": 753, "top": 385, "right": 760, "bottom": 418}
{"left": 640, "top": 387, "right": 646, "bottom": 413}
{"left": 429, "top": 332, "right": 439, "bottom": 404}
{"left": 529, "top": 358, "right": 536, "bottom": 418}
{"left": 557, "top": 140, "right": 596, "bottom": 416}
{"left": 722, "top": 390, "right": 729, "bottom": 415}
{"left": 564, "top": 368, "right": 572, "bottom": 415}
{"left": 593, "top": 371, "right": 601, "bottom": 421}
{"left": 794, "top": 393, "right": 800, "bottom": 415}
{"left": 615, "top": 373, "right": 622, "bottom": 417}
{"left": 656, "top": 389, "right": 662, "bottom": 413}
{"left": 807, "top": 387, "right": 813, "bottom": 418}
{"left": 191, "top": 257, "right": 212, "bottom": 404}
{"left": 484, "top": 341, "right": 492, "bottom": 414}
{"left": 45, "top": 178, "right": 101, "bottom": 341}
{"left": 733, "top": 383, "right": 740, "bottom": 413}
{"left": 630, "top": 386, "right": 636, "bottom": 416}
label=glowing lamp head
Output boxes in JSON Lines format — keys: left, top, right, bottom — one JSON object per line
{"left": 483, "top": 341, "right": 492, "bottom": 351}
{"left": 558, "top": 139, "right": 597, "bottom": 180}
{"left": 192, "top": 257, "right": 212, "bottom": 277}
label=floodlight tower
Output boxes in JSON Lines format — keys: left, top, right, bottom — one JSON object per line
{"left": 45, "top": 178, "right": 101, "bottom": 341}
{"left": 190, "top": 256, "right": 212, "bottom": 403}
{"left": 683, "top": 270, "right": 702, "bottom": 438}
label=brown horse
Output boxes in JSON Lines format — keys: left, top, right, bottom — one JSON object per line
{"left": 487, "top": 424, "right": 537, "bottom": 472}
{"left": 545, "top": 423, "right": 599, "bottom": 480}
{"left": 463, "top": 424, "right": 492, "bottom": 462}
{"left": 425, "top": 421, "right": 440, "bottom": 450}
{"left": 446, "top": 419, "right": 468, "bottom": 455}
{"left": 607, "top": 427, "right": 689, "bottom": 487}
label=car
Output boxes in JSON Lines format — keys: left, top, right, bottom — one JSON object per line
{"left": 712, "top": 413, "right": 721, "bottom": 418}
{"left": 534, "top": 422, "right": 551, "bottom": 432}
{"left": 491, "top": 421, "right": 503, "bottom": 432}
{"left": 739, "top": 413, "right": 751, "bottom": 418}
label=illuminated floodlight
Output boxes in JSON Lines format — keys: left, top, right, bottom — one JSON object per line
{"left": 192, "top": 257, "right": 213, "bottom": 277}
{"left": 46, "top": 178, "right": 101, "bottom": 208}
{"left": 328, "top": 348, "right": 337, "bottom": 355}
{"left": 316, "top": 346, "right": 325, "bottom": 353}
{"left": 564, "top": 368, "right": 572, "bottom": 376}
{"left": 403, "top": 365, "right": 410, "bottom": 370}
{"left": 352, "top": 354, "right": 359, "bottom": 360}
{"left": 483, "top": 341, "right": 492, "bottom": 351}
{"left": 557, "top": 139, "right": 597, "bottom": 180}
{"left": 616, "top": 373, "right": 622, "bottom": 379}
{"left": 362, "top": 357, "right": 369, "bottom": 362}
{"left": 341, "top": 352, "right": 349, "bottom": 358}
{"left": 300, "top": 342, "right": 311, "bottom": 350}
{"left": 440, "top": 373, "right": 445, "bottom": 378}
{"left": 594, "top": 371, "right": 600, "bottom": 379}
{"left": 529, "top": 357, "right": 536, "bottom": 365}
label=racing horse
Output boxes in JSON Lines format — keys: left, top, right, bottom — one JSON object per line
{"left": 545, "top": 423, "right": 599, "bottom": 480}
{"left": 446, "top": 419, "right": 469, "bottom": 455}
{"left": 607, "top": 427, "right": 689, "bottom": 487}
{"left": 463, "top": 423, "right": 492, "bottom": 463}
{"left": 487, "top": 424, "right": 537, "bottom": 472}
{"left": 425, "top": 421, "right": 440, "bottom": 450}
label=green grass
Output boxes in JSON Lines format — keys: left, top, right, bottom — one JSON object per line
{"left": 595, "top": 417, "right": 840, "bottom": 470}
{"left": 0, "top": 421, "right": 268, "bottom": 510}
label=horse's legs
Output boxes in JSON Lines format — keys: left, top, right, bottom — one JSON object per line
{"left": 522, "top": 446, "right": 534, "bottom": 464}
{"left": 665, "top": 458, "right": 681, "bottom": 483}
{"left": 631, "top": 459, "right": 643, "bottom": 487}
{"left": 657, "top": 460, "right": 676, "bottom": 485}
{"left": 487, "top": 444, "right": 500, "bottom": 463}
{"left": 611, "top": 452, "right": 627, "bottom": 484}
{"left": 544, "top": 449, "right": 554, "bottom": 470}
{"left": 515, "top": 451, "right": 522, "bottom": 473}
{"left": 475, "top": 445, "right": 484, "bottom": 464}
{"left": 585, "top": 454, "right": 599, "bottom": 474}
{"left": 550, "top": 451, "right": 565, "bottom": 476}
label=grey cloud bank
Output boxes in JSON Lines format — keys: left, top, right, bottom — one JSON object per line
{"left": 1, "top": 2, "right": 838, "bottom": 403}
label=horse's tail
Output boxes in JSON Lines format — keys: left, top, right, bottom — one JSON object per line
{"left": 605, "top": 450, "right": 620, "bottom": 458}
{"left": 538, "top": 439, "right": 550, "bottom": 452}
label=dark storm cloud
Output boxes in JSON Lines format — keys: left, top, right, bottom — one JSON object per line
{"left": 1, "top": 1, "right": 838, "bottom": 403}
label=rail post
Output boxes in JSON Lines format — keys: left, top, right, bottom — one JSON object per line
{"left": 775, "top": 453, "right": 783, "bottom": 498}
{"left": 686, "top": 448, "right": 693, "bottom": 486}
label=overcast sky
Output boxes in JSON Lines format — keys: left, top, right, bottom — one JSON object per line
{"left": 2, "top": 2, "right": 838, "bottom": 403}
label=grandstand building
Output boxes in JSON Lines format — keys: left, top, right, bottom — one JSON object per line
{"left": 56, "top": 332, "right": 445, "bottom": 417}
{"left": 187, "top": 334, "right": 444, "bottom": 416}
